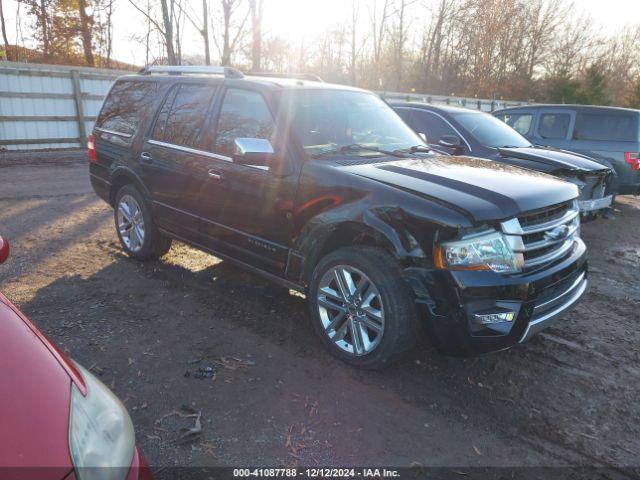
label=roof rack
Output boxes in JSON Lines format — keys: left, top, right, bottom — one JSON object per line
{"left": 139, "top": 65, "right": 244, "bottom": 79}
{"left": 246, "top": 72, "right": 323, "bottom": 82}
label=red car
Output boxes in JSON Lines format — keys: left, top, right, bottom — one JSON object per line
{"left": 0, "top": 236, "right": 153, "bottom": 480}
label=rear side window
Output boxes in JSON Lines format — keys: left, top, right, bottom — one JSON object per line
{"left": 152, "top": 83, "right": 216, "bottom": 149}
{"left": 96, "top": 81, "right": 158, "bottom": 137}
{"left": 538, "top": 113, "right": 570, "bottom": 139}
{"left": 214, "top": 88, "right": 275, "bottom": 157}
{"left": 574, "top": 112, "right": 639, "bottom": 142}
{"left": 500, "top": 113, "right": 533, "bottom": 136}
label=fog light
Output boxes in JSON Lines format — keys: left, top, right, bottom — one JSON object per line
{"left": 473, "top": 311, "right": 515, "bottom": 325}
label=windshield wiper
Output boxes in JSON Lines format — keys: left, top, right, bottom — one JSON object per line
{"left": 311, "top": 143, "right": 404, "bottom": 159}
{"left": 393, "top": 145, "right": 431, "bottom": 155}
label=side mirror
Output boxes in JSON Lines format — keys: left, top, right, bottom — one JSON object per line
{"left": 0, "top": 237, "right": 9, "bottom": 265}
{"left": 438, "top": 134, "right": 461, "bottom": 148}
{"left": 439, "top": 135, "right": 464, "bottom": 155}
{"left": 233, "top": 138, "right": 275, "bottom": 169}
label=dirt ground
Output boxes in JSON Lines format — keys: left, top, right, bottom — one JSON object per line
{"left": 1, "top": 151, "right": 639, "bottom": 477}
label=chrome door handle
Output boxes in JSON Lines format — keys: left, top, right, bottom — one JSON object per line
{"left": 207, "top": 169, "right": 223, "bottom": 181}
{"left": 140, "top": 152, "right": 153, "bottom": 163}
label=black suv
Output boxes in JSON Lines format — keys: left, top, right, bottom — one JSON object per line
{"left": 392, "top": 103, "right": 613, "bottom": 218}
{"left": 89, "top": 66, "right": 588, "bottom": 368}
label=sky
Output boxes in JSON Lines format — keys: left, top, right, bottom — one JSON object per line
{"left": 3, "top": 0, "right": 640, "bottom": 66}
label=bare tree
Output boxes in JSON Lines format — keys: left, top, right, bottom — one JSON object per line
{"left": 213, "top": 0, "right": 249, "bottom": 66}
{"left": 389, "top": 0, "right": 416, "bottom": 89}
{"left": 202, "top": 0, "right": 210, "bottom": 64}
{"left": 19, "top": 0, "right": 52, "bottom": 56}
{"left": 348, "top": 0, "right": 359, "bottom": 84}
{"left": 369, "top": 0, "right": 391, "bottom": 85}
{"left": 178, "top": 0, "right": 211, "bottom": 64}
{"left": 78, "top": 0, "right": 94, "bottom": 65}
{"left": 0, "top": 0, "right": 9, "bottom": 59}
{"left": 249, "top": 0, "right": 264, "bottom": 70}
{"left": 128, "top": 0, "right": 178, "bottom": 64}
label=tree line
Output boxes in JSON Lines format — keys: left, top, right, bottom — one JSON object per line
{"left": 1, "top": 0, "right": 640, "bottom": 107}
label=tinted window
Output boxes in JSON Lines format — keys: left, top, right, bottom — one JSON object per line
{"left": 152, "top": 83, "right": 216, "bottom": 148}
{"left": 574, "top": 112, "right": 639, "bottom": 142}
{"left": 500, "top": 113, "right": 533, "bottom": 136}
{"left": 97, "top": 81, "right": 158, "bottom": 136}
{"left": 214, "top": 89, "right": 276, "bottom": 157}
{"left": 413, "top": 111, "right": 457, "bottom": 143}
{"left": 453, "top": 112, "right": 531, "bottom": 148}
{"left": 538, "top": 113, "right": 570, "bottom": 140}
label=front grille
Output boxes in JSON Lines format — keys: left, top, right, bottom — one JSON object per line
{"left": 518, "top": 201, "right": 573, "bottom": 229}
{"left": 502, "top": 201, "right": 580, "bottom": 271}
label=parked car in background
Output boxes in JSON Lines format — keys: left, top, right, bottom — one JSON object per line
{"left": 89, "top": 66, "right": 588, "bottom": 368}
{"left": 0, "top": 236, "right": 152, "bottom": 480}
{"left": 493, "top": 105, "right": 640, "bottom": 196}
{"left": 392, "top": 102, "right": 614, "bottom": 218}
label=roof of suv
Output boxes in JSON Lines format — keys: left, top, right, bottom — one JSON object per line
{"left": 117, "top": 72, "right": 368, "bottom": 93}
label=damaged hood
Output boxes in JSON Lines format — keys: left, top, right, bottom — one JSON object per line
{"left": 498, "top": 146, "right": 609, "bottom": 173}
{"left": 342, "top": 155, "right": 578, "bottom": 222}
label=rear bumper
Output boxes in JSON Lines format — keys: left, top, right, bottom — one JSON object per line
{"left": 412, "top": 238, "right": 588, "bottom": 356}
{"left": 89, "top": 166, "right": 111, "bottom": 205}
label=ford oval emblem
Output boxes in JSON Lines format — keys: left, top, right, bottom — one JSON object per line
{"left": 544, "top": 225, "right": 570, "bottom": 241}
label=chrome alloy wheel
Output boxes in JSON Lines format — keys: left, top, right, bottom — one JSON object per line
{"left": 316, "top": 265, "right": 385, "bottom": 356}
{"left": 117, "top": 194, "right": 145, "bottom": 252}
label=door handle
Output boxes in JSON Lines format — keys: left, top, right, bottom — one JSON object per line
{"left": 140, "top": 152, "right": 153, "bottom": 163}
{"left": 207, "top": 169, "right": 223, "bottom": 181}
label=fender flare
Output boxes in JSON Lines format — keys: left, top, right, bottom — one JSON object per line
{"left": 108, "top": 167, "right": 152, "bottom": 206}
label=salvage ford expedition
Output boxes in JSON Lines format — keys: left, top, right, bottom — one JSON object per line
{"left": 89, "top": 66, "right": 588, "bottom": 369}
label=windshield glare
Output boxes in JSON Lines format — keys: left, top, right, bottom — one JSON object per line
{"left": 452, "top": 112, "right": 532, "bottom": 148}
{"left": 285, "top": 90, "right": 425, "bottom": 156}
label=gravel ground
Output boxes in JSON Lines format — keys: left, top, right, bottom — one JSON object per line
{"left": 1, "top": 151, "right": 639, "bottom": 477}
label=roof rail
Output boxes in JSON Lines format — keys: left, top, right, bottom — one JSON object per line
{"left": 246, "top": 72, "right": 323, "bottom": 82}
{"left": 139, "top": 65, "right": 244, "bottom": 79}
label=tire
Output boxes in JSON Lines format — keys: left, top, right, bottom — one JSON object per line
{"left": 114, "top": 184, "right": 172, "bottom": 261}
{"left": 308, "top": 246, "right": 418, "bottom": 369}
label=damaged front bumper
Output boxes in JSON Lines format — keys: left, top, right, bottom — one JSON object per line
{"left": 407, "top": 238, "right": 588, "bottom": 356}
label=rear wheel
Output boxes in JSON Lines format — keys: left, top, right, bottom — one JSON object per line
{"left": 309, "top": 247, "right": 418, "bottom": 369}
{"left": 114, "top": 185, "right": 172, "bottom": 260}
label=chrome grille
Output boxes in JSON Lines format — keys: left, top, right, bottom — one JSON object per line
{"left": 501, "top": 201, "right": 580, "bottom": 271}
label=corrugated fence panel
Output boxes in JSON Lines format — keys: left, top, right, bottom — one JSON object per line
{"left": 0, "top": 61, "right": 127, "bottom": 151}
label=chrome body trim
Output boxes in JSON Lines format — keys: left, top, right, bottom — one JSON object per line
{"left": 520, "top": 275, "right": 587, "bottom": 343}
{"left": 148, "top": 139, "right": 233, "bottom": 162}
{"left": 95, "top": 127, "right": 133, "bottom": 138}
{"left": 524, "top": 223, "right": 580, "bottom": 252}
{"left": 534, "top": 272, "right": 586, "bottom": 312}
{"left": 523, "top": 238, "right": 575, "bottom": 268}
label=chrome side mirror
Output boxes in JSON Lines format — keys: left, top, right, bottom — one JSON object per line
{"left": 233, "top": 138, "right": 275, "bottom": 169}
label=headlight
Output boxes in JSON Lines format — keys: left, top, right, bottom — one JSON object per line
{"left": 434, "top": 231, "right": 523, "bottom": 274}
{"left": 68, "top": 363, "right": 135, "bottom": 480}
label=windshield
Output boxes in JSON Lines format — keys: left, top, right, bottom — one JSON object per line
{"left": 283, "top": 90, "right": 425, "bottom": 157}
{"left": 452, "top": 112, "right": 532, "bottom": 148}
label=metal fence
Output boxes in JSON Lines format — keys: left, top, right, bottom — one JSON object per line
{"left": 0, "top": 61, "right": 130, "bottom": 151}
{"left": 0, "top": 61, "right": 530, "bottom": 151}
{"left": 378, "top": 91, "right": 528, "bottom": 112}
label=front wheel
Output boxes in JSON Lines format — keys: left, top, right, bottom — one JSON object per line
{"left": 309, "top": 246, "right": 418, "bottom": 369}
